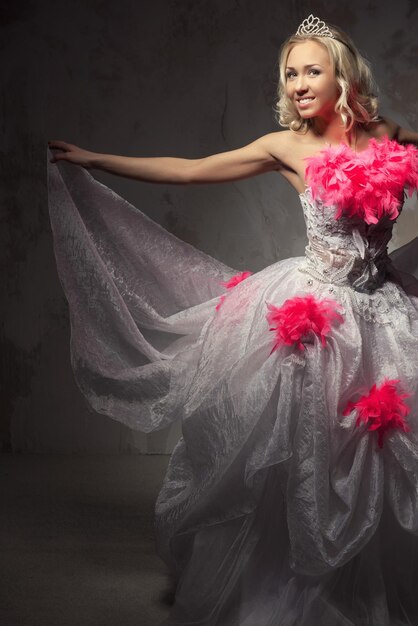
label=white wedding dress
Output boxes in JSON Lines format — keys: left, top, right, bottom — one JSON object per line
{"left": 47, "top": 139, "right": 418, "bottom": 625}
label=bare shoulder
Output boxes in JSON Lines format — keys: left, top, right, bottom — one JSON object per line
{"left": 367, "top": 117, "right": 400, "bottom": 140}
{"left": 368, "top": 116, "right": 418, "bottom": 146}
{"left": 260, "top": 129, "right": 314, "bottom": 166}
{"left": 258, "top": 130, "right": 313, "bottom": 193}
{"left": 257, "top": 130, "right": 296, "bottom": 161}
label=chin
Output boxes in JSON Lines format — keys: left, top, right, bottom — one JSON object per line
{"left": 299, "top": 112, "right": 316, "bottom": 120}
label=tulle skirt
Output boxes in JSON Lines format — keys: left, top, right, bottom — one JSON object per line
{"left": 47, "top": 151, "right": 418, "bottom": 625}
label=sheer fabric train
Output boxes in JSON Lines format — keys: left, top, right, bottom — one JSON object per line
{"left": 47, "top": 147, "right": 418, "bottom": 625}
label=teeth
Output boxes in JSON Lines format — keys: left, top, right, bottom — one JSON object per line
{"left": 299, "top": 98, "right": 315, "bottom": 104}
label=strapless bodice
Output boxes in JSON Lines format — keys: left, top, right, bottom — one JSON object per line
{"left": 297, "top": 138, "right": 418, "bottom": 294}
{"left": 298, "top": 187, "right": 397, "bottom": 293}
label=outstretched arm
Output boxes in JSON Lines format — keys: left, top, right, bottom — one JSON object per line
{"left": 48, "top": 133, "right": 288, "bottom": 184}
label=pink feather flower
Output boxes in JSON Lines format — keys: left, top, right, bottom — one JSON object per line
{"left": 215, "top": 271, "right": 252, "bottom": 311}
{"left": 222, "top": 271, "right": 253, "bottom": 289}
{"left": 343, "top": 379, "right": 411, "bottom": 448}
{"left": 305, "top": 137, "right": 418, "bottom": 225}
{"left": 266, "top": 294, "right": 344, "bottom": 352}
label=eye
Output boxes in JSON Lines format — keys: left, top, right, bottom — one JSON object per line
{"left": 285, "top": 68, "right": 321, "bottom": 80}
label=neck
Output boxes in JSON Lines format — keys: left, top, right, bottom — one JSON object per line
{"left": 311, "top": 114, "right": 358, "bottom": 147}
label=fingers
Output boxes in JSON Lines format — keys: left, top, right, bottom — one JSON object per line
{"left": 48, "top": 140, "right": 74, "bottom": 164}
{"left": 48, "top": 140, "right": 74, "bottom": 151}
{"left": 49, "top": 154, "right": 62, "bottom": 163}
{"left": 49, "top": 150, "right": 70, "bottom": 164}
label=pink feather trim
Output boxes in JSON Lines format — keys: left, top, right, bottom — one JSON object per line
{"left": 305, "top": 137, "right": 418, "bottom": 225}
{"left": 215, "top": 271, "right": 253, "bottom": 311}
{"left": 266, "top": 294, "right": 344, "bottom": 352}
{"left": 222, "top": 271, "right": 253, "bottom": 289}
{"left": 343, "top": 379, "right": 411, "bottom": 447}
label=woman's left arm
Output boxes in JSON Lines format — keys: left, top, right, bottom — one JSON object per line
{"left": 383, "top": 116, "right": 418, "bottom": 147}
{"left": 397, "top": 127, "right": 418, "bottom": 147}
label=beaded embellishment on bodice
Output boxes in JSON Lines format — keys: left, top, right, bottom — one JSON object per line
{"left": 299, "top": 187, "right": 396, "bottom": 294}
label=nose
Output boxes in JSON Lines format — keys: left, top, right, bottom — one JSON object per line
{"left": 295, "top": 74, "right": 307, "bottom": 92}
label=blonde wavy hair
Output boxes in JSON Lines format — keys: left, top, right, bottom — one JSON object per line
{"left": 275, "top": 23, "right": 380, "bottom": 133}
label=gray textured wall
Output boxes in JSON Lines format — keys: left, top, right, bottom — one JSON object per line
{"left": 2, "top": 0, "right": 417, "bottom": 453}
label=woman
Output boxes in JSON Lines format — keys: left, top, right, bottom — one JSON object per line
{"left": 48, "top": 15, "right": 418, "bottom": 625}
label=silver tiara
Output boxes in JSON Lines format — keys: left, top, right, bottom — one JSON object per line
{"left": 296, "top": 14, "right": 336, "bottom": 39}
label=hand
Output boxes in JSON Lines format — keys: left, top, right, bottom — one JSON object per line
{"left": 47, "top": 140, "right": 97, "bottom": 168}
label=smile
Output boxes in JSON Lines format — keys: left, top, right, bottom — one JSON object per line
{"left": 297, "top": 97, "right": 316, "bottom": 105}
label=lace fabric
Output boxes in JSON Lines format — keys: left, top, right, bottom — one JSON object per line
{"left": 46, "top": 146, "right": 418, "bottom": 625}
{"left": 297, "top": 186, "right": 414, "bottom": 326}
{"left": 299, "top": 187, "right": 396, "bottom": 292}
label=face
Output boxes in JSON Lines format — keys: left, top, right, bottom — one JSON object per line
{"left": 285, "top": 40, "right": 339, "bottom": 122}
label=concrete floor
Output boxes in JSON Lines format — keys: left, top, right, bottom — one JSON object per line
{"left": 0, "top": 453, "right": 174, "bottom": 626}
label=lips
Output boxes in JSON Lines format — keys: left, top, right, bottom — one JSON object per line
{"left": 297, "top": 97, "right": 316, "bottom": 109}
